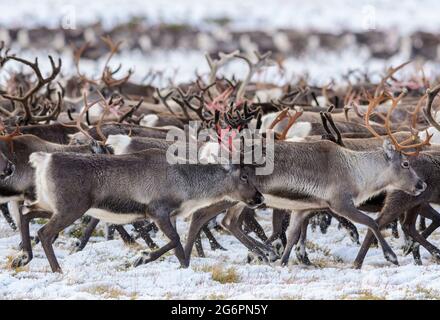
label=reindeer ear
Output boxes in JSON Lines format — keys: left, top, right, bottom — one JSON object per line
{"left": 383, "top": 138, "right": 397, "bottom": 161}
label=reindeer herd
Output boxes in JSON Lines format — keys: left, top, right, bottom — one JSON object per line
{"left": 1, "top": 38, "right": 440, "bottom": 274}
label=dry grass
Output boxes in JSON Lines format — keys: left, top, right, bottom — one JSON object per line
{"left": 341, "top": 290, "right": 385, "bottom": 300}
{"left": 211, "top": 265, "right": 239, "bottom": 284}
{"left": 414, "top": 286, "right": 440, "bottom": 299}
{"left": 207, "top": 293, "right": 227, "bottom": 299}
{"left": 82, "top": 285, "right": 125, "bottom": 299}
{"left": 4, "top": 255, "right": 29, "bottom": 273}
{"left": 194, "top": 264, "right": 240, "bottom": 284}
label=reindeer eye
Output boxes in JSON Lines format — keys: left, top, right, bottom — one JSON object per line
{"left": 240, "top": 174, "right": 248, "bottom": 181}
{"left": 401, "top": 160, "right": 410, "bottom": 169}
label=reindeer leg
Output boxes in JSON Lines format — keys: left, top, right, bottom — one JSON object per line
{"left": 354, "top": 204, "right": 403, "bottom": 269}
{"left": 241, "top": 208, "right": 268, "bottom": 242}
{"left": 11, "top": 210, "right": 52, "bottom": 268}
{"left": 195, "top": 232, "right": 205, "bottom": 257}
{"left": 106, "top": 224, "right": 116, "bottom": 240}
{"left": 134, "top": 213, "right": 186, "bottom": 268}
{"left": 1, "top": 203, "right": 17, "bottom": 230}
{"left": 328, "top": 211, "right": 360, "bottom": 244}
{"left": 203, "top": 225, "right": 226, "bottom": 251}
{"left": 38, "top": 211, "right": 84, "bottom": 273}
{"left": 74, "top": 218, "right": 99, "bottom": 252}
{"left": 401, "top": 206, "right": 440, "bottom": 263}
{"left": 222, "top": 204, "right": 277, "bottom": 263}
{"left": 281, "top": 211, "right": 309, "bottom": 266}
{"left": 403, "top": 204, "right": 440, "bottom": 259}
{"left": 183, "top": 201, "right": 232, "bottom": 266}
{"left": 266, "top": 209, "right": 289, "bottom": 256}
{"left": 419, "top": 216, "right": 427, "bottom": 232}
{"left": 114, "top": 225, "right": 136, "bottom": 245}
{"left": 331, "top": 200, "right": 398, "bottom": 267}
{"left": 318, "top": 212, "right": 332, "bottom": 234}
{"left": 132, "top": 221, "right": 159, "bottom": 250}
{"left": 388, "top": 219, "right": 399, "bottom": 238}
{"left": 295, "top": 215, "right": 312, "bottom": 266}
{"left": 419, "top": 204, "right": 440, "bottom": 239}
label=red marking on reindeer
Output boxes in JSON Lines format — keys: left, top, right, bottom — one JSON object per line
{"left": 207, "top": 87, "right": 234, "bottom": 112}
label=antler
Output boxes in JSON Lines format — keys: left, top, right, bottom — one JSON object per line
{"left": 0, "top": 126, "right": 22, "bottom": 153}
{"left": 100, "top": 36, "right": 134, "bottom": 87}
{"left": 374, "top": 61, "right": 411, "bottom": 98}
{"left": 173, "top": 88, "right": 214, "bottom": 123}
{"left": 366, "top": 91, "right": 431, "bottom": 156}
{"left": 235, "top": 51, "right": 274, "bottom": 101}
{"left": 277, "top": 110, "right": 303, "bottom": 140}
{"left": 61, "top": 91, "right": 104, "bottom": 143}
{"left": 423, "top": 84, "right": 440, "bottom": 132}
{"left": 156, "top": 88, "right": 178, "bottom": 116}
{"left": 0, "top": 53, "right": 62, "bottom": 124}
{"left": 73, "top": 42, "right": 98, "bottom": 86}
{"left": 267, "top": 107, "right": 303, "bottom": 140}
{"left": 205, "top": 51, "right": 239, "bottom": 84}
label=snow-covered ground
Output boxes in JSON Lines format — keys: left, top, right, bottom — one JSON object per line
{"left": 1, "top": 210, "right": 440, "bottom": 300}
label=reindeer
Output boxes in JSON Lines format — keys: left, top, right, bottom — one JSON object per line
{"left": 280, "top": 91, "right": 440, "bottom": 267}
{"left": 27, "top": 146, "right": 264, "bottom": 272}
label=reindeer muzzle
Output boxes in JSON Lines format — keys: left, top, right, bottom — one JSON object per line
{"left": 248, "top": 193, "right": 265, "bottom": 209}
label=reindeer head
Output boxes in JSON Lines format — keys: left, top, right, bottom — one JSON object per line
{"left": 365, "top": 90, "right": 430, "bottom": 196}
{"left": 381, "top": 139, "right": 426, "bottom": 196}
{"left": 223, "top": 163, "right": 265, "bottom": 209}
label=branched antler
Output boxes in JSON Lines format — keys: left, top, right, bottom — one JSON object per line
{"left": 100, "top": 36, "right": 134, "bottom": 87}
{"left": 366, "top": 90, "right": 431, "bottom": 156}
{"left": 0, "top": 53, "right": 62, "bottom": 124}
{"left": 156, "top": 88, "right": 178, "bottom": 116}
{"left": 423, "top": 84, "right": 440, "bottom": 132}
{"left": 374, "top": 61, "right": 411, "bottom": 98}
{"left": 205, "top": 51, "right": 239, "bottom": 85}
{"left": 235, "top": 51, "right": 274, "bottom": 101}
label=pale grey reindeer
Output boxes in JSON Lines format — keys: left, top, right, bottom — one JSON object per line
{"left": 28, "top": 147, "right": 264, "bottom": 272}
{"left": 0, "top": 133, "right": 113, "bottom": 267}
{"left": 181, "top": 138, "right": 427, "bottom": 267}
{"left": 106, "top": 134, "right": 271, "bottom": 259}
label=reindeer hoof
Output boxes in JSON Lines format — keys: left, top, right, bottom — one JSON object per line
{"left": 71, "top": 239, "right": 84, "bottom": 253}
{"left": 353, "top": 261, "right": 363, "bottom": 269}
{"left": 211, "top": 244, "right": 227, "bottom": 251}
{"left": 414, "top": 258, "right": 423, "bottom": 266}
{"left": 402, "top": 241, "right": 415, "bottom": 256}
{"left": 11, "top": 252, "right": 30, "bottom": 268}
{"left": 431, "top": 250, "right": 440, "bottom": 263}
{"left": 273, "top": 239, "right": 285, "bottom": 256}
{"left": 349, "top": 230, "right": 360, "bottom": 244}
{"left": 133, "top": 251, "right": 151, "bottom": 267}
{"left": 53, "top": 267, "right": 63, "bottom": 273}
{"left": 246, "top": 251, "right": 269, "bottom": 264}
{"left": 384, "top": 251, "right": 399, "bottom": 266}
{"left": 295, "top": 250, "right": 312, "bottom": 266}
